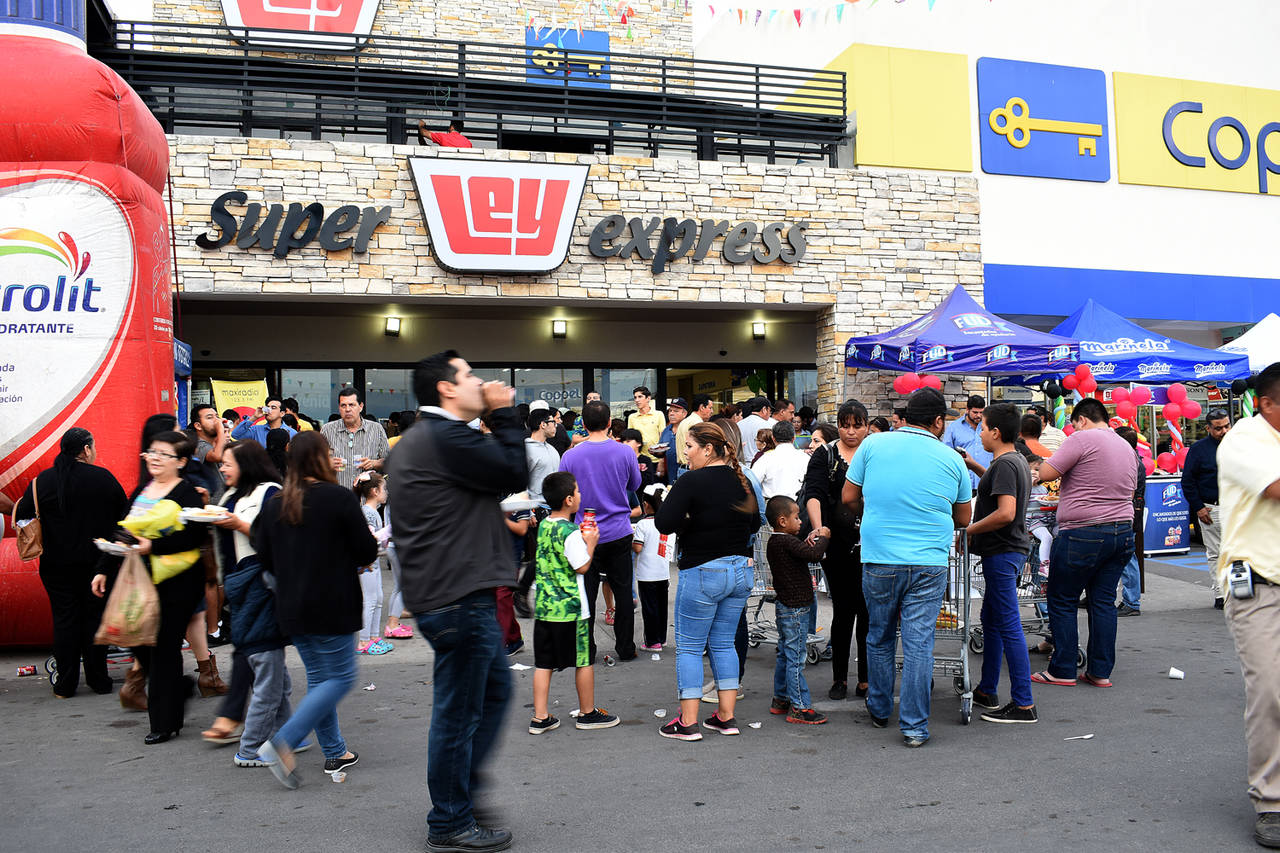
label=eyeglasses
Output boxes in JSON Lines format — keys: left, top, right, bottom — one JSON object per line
{"left": 140, "top": 450, "right": 180, "bottom": 460}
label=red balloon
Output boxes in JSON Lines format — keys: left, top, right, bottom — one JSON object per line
{"left": 902, "top": 373, "right": 922, "bottom": 392}
{"left": 1157, "top": 452, "right": 1177, "bottom": 473}
{"left": 1182, "top": 399, "right": 1202, "bottom": 419}
{"left": 1175, "top": 447, "right": 1190, "bottom": 467}
{"left": 892, "top": 375, "right": 907, "bottom": 395}
{"left": 1143, "top": 457, "right": 1156, "bottom": 476}
{"left": 1062, "top": 375, "right": 1079, "bottom": 391}
{"left": 1074, "top": 364, "right": 1092, "bottom": 380}
{"left": 1137, "top": 443, "right": 1152, "bottom": 457}
{"left": 921, "top": 374, "right": 942, "bottom": 390}
{"left": 1167, "top": 383, "right": 1188, "bottom": 403}
{"left": 1163, "top": 402, "right": 1183, "bottom": 421}
{"left": 1130, "top": 386, "right": 1151, "bottom": 405}
{"left": 1116, "top": 400, "right": 1137, "bottom": 420}
{"left": 1111, "top": 387, "right": 1130, "bottom": 403}
{"left": 1063, "top": 424, "right": 1075, "bottom": 436}
{"left": 1079, "top": 378, "right": 1098, "bottom": 394}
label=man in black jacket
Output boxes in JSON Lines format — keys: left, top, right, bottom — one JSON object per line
{"left": 387, "top": 350, "right": 526, "bottom": 853}
{"left": 1181, "top": 408, "right": 1232, "bottom": 608}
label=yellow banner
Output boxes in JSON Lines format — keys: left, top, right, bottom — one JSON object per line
{"left": 210, "top": 379, "right": 269, "bottom": 414}
{"left": 1114, "top": 72, "right": 1280, "bottom": 196}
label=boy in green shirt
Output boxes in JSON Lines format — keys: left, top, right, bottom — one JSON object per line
{"left": 530, "top": 472, "right": 621, "bottom": 734}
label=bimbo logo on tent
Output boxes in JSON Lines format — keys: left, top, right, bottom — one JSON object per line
{"left": 408, "top": 158, "right": 590, "bottom": 275}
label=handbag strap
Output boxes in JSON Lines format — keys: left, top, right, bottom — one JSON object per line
{"left": 12, "top": 481, "right": 39, "bottom": 528}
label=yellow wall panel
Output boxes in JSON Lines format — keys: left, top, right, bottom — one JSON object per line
{"left": 1114, "top": 72, "right": 1280, "bottom": 196}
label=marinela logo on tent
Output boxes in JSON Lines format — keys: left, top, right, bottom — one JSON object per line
{"left": 0, "top": 228, "right": 102, "bottom": 323}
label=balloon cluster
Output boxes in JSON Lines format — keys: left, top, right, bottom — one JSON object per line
{"left": 1155, "top": 448, "right": 1189, "bottom": 474}
{"left": 1061, "top": 363, "right": 1097, "bottom": 394}
{"left": 892, "top": 373, "right": 943, "bottom": 395}
{"left": 1158, "top": 383, "right": 1202, "bottom": 423}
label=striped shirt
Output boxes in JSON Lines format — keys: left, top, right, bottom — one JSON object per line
{"left": 321, "top": 418, "right": 391, "bottom": 489}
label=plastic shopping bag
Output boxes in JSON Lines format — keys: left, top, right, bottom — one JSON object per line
{"left": 94, "top": 551, "right": 160, "bottom": 647}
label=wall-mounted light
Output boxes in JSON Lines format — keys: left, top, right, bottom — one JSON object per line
{"left": 551, "top": 319, "right": 568, "bottom": 339}
{"left": 384, "top": 316, "right": 402, "bottom": 337}
{"left": 752, "top": 321, "right": 767, "bottom": 340}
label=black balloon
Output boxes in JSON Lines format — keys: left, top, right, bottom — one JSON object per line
{"left": 1247, "top": 376, "right": 1258, "bottom": 390}
{"left": 1044, "top": 383, "right": 1062, "bottom": 399}
{"left": 1231, "top": 379, "right": 1248, "bottom": 394}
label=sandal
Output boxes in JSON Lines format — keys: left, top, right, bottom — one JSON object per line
{"left": 1079, "top": 673, "right": 1113, "bottom": 688}
{"left": 202, "top": 719, "right": 243, "bottom": 745}
{"left": 384, "top": 624, "right": 413, "bottom": 639}
{"left": 1030, "top": 670, "right": 1077, "bottom": 686}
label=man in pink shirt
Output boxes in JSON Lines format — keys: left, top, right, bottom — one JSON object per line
{"left": 1030, "top": 397, "right": 1137, "bottom": 689}
{"left": 417, "top": 118, "right": 472, "bottom": 148}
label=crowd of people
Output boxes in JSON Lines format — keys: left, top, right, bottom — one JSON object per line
{"left": 9, "top": 357, "right": 1280, "bottom": 852}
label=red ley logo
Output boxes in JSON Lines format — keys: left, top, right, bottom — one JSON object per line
{"left": 408, "top": 158, "right": 589, "bottom": 274}
{"left": 219, "top": 0, "right": 380, "bottom": 50}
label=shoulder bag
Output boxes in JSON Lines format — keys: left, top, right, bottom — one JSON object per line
{"left": 14, "top": 484, "right": 43, "bottom": 561}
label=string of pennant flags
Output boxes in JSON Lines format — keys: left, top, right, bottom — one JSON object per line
{"left": 521, "top": 0, "right": 689, "bottom": 41}
{"left": 705, "top": 0, "right": 953, "bottom": 27}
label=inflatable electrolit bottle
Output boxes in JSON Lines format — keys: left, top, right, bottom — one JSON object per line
{"left": 0, "top": 1, "right": 174, "bottom": 646}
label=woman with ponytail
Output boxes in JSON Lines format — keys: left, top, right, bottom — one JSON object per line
{"left": 654, "top": 421, "right": 759, "bottom": 741}
{"left": 14, "top": 428, "right": 128, "bottom": 697}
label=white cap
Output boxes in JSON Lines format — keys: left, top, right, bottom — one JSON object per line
{"left": 529, "top": 400, "right": 550, "bottom": 412}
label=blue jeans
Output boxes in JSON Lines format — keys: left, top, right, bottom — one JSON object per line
{"left": 674, "top": 556, "right": 752, "bottom": 699}
{"left": 772, "top": 602, "right": 812, "bottom": 708}
{"left": 1047, "top": 522, "right": 1135, "bottom": 680}
{"left": 415, "top": 590, "right": 512, "bottom": 840}
{"left": 272, "top": 633, "right": 356, "bottom": 759}
{"left": 862, "top": 564, "right": 948, "bottom": 740}
{"left": 1119, "top": 552, "right": 1141, "bottom": 610}
{"left": 977, "top": 552, "right": 1034, "bottom": 708}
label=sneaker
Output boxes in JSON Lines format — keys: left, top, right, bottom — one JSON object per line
{"left": 505, "top": 639, "right": 524, "bottom": 657}
{"left": 233, "top": 751, "right": 270, "bottom": 767}
{"left": 769, "top": 696, "right": 791, "bottom": 715}
{"left": 701, "top": 713, "right": 740, "bottom": 736}
{"left": 903, "top": 735, "right": 929, "bottom": 748}
{"left": 828, "top": 681, "right": 848, "bottom": 701}
{"left": 972, "top": 688, "right": 1000, "bottom": 710}
{"left": 866, "top": 706, "right": 889, "bottom": 728}
{"left": 640, "top": 643, "right": 663, "bottom": 652}
{"left": 819, "top": 645, "right": 833, "bottom": 662}
{"left": 323, "top": 752, "right": 359, "bottom": 775}
{"left": 981, "top": 702, "right": 1039, "bottom": 724}
{"left": 1117, "top": 604, "right": 1140, "bottom": 617}
{"left": 529, "top": 715, "right": 560, "bottom": 735}
{"left": 575, "top": 708, "right": 620, "bottom": 730}
{"left": 786, "top": 708, "right": 828, "bottom": 725}
{"left": 701, "top": 686, "right": 744, "bottom": 703}
{"left": 658, "top": 716, "right": 702, "bottom": 741}
{"left": 426, "top": 825, "right": 513, "bottom": 853}
{"left": 1255, "top": 812, "right": 1280, "bottom": 848}
{"left": 256, "top": 740, "right": 300, "bottom": 790}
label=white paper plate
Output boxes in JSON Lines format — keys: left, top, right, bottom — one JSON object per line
{"left": 180, "top": 509, "right": 230, "bottom": 523}
{"left": 94, "top": 538, "right": 135, "bottom": 556}
{"left": 500, "top": 497, "right": 541, "bottom": 512}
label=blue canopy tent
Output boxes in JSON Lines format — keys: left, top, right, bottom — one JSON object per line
{"left": 1050, "top": 299, "right": 1249, "bottom": 383}
{"left": 843, "top": 285, "right": 1080, "bottom": 375}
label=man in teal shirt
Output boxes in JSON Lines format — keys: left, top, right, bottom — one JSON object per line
{"left": 843, "top": 387, "right": 972, "bottom": 748}
{"left": 944, "top": 394, "right": 992, "bottom": 489}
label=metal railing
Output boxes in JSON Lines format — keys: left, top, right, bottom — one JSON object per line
{"left": 91, "top": 20, "right": 847, "bottom": 163}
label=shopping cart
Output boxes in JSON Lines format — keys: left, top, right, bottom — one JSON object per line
{"left": 745, "top": 527, "right": 825, "bottom": 665}
{"left": 917, "top": 536, "right": 975, "bottom": 724}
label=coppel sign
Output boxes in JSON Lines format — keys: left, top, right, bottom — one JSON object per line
{"left": 1114, "top": 72, "right": 1280, "bottom": 196}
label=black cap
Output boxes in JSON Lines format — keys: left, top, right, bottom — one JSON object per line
{"left": 904, "top": 387, "right": 956, "bottom": 425}
{"left": 668, "top": 398, "right": 688, "bottom": 411}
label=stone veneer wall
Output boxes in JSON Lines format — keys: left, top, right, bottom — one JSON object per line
{"left": 149, "top": 0, "right": 691, "bottom": 59}
{"left": 168, "top": 136, "right": 981, "bottom": 415}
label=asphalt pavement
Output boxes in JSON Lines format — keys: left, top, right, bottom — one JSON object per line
{"left": 0, "top": 550, "right": 1264, "bottom": 853}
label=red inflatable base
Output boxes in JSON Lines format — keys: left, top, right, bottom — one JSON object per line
{"left": 0, "top": 539, "right": 53, "bottom": 648}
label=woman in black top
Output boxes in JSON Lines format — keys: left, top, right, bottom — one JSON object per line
{"left": 14, "top": 428, "right": 128, "bottom": 697}
{"left": 92, "top": 430, "right": 207, "bottom": 744}
{"left": 252, "top": 432, "right": 376, "bottom": 788}
{"left": 655, "top": 422, "right": 758, "bottom": 741}
{"left": 802, "top": 400, "right": 870, "bottom": 701}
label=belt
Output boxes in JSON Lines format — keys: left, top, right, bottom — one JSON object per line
{"left": 1253, "top": 570, "right": 1277, "bottom": 588}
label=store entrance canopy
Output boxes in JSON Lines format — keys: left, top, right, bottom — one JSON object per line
{"left": 1218, "top": 312, "right": 1280, "bottom": 374}
{"left": 843, "top": 286, "right": 1080, "bottom": 375}
{"left": 1052, "top": 299, "right": 1250, "bottom": 383}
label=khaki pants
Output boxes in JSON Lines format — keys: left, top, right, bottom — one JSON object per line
{"left": 1225, "top": 580, "right": 1280, "bottom": 813}
{"left": 1201, "top": 504, "right": 1222, "bottom": 597}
